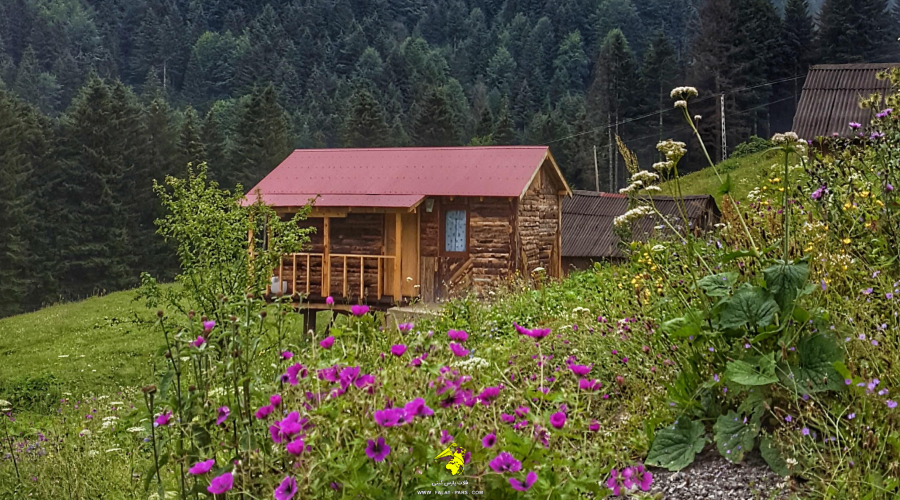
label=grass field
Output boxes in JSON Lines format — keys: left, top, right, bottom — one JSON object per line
{"left": 0, "top": 290, "right": 165, "bottom": 404}
{"left": 661, "top": 149, "right": 780, "bottom": 201}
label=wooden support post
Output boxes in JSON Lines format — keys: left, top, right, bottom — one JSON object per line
{"left": 342, "top": 256, "right": 348, "bottom": 298}
{"left": 360, "top": 256, "right": 365, "bottom": 298}
{"left": 323, "top": 217, "right": 331, "bottom": 297}
{"left": 277, "top": 255, "right": 283, "bottom": 295}
{"left": 247, "top": 215, "right": 255, "bottom": 291}
{"left": 377, "top": 259, "right": 383, "bottom": 299}
{"left": 292, "top": 254, "right": 297, "bottom": 296}
{"left": 305, "top": 254, "right": 310, "bottom": 295}
{"left": 393, "top": 215, "right": 402, "bottom": 301}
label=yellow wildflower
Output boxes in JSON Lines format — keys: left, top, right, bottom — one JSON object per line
{"left": 861, "top": 191, "right": 870, "bottom": 198}
{"left": 877, "top": 200, "right": 885, "bottom": 207}
{"left": 842, "top": 238, "right": 851, "bottom": 245}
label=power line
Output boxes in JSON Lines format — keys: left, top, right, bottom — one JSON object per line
{"left": 546, "top": 74, "right": 808, "bottom": 144}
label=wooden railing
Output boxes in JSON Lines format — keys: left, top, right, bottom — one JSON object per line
{"left": 268, "top": 252, "right": 398, "bottom": 301}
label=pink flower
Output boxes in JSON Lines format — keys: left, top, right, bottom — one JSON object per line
{"left": 390, "top": 344, "right": 407, "bottom": 356}
{"left": 550, "top": 412, "right": 566, "bottom": 429}
{"left": 489, "top": 452, "right": 522, "bottom": 473}
{"left": 449, "top": 343, "right": 469, "bottom": 357}
{"left": 207, "top": 472, "right": 233, "bottom": 495}
{"left": 286, "top": 437, "right": 305, "bottom": 456}
{"left": 589, "top": 419, "right": 600, "bottom": 432}
{"left": 397, "top": 323, "right": 414, "bottom": 332}
{"left": 275, "top": 476, "right": 298, "bottom": 500}
{"left": 285, "top": 363, "right": 307, "bottom": 385}
{"left": 365, "top": 436, "right": 391, "bottom": 462}
{"left": 319, "top": 336, "right": 335, "bottom": 349}
{"left": 154, "top": 411, "right": 172, "bottom": 427}
{"left": 202, "top": 320, "right": 215, "bottom": 331}
{"left": 514, "top": 406, "right": 529, "bottom": 418}
{"left": 216, "top": 406, "right": 229, "bottom": 426}
{"left": 509, "top": 471, "right": 538, "bottom": 492}
{"left": 404, "top": 398, "right": 434, "bottom": 418}
{"left": 325, "top": 296, "right": 334, "bottom": 305}
{"left": 374, "top": 408, "right": 409, "bottom": 427}
{"left": 482, "top": 433, "right": 497, "bottom": 448}
{"left": 448, "top": 329, "right": 469, "bottom": 341}
{"left": 188, "top": 459, "right": 215, "bottom": 475}
{"left": 477, "top": 386, "right": 500, "bottom": 405}
{"left": 351, "top": 305, "right": 369, "bottom": 316}
{"left": 281, "top": 351, "right": 293, "bottom": 360}
{"left": 270, "top": 394, "right": 282, "bottom": 407}
{"left": 191, "top": 336, "right": 205, "bottom": 348}
{"left": 569, "top": 364, "right": 591, "bottom": 376}
{"left": 254, "top": 405, "right": 275, "bottom": 420}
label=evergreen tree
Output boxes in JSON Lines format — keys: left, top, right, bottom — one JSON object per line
{"left": 230, "top": 85, "right": 293, "bottom": 189}
{"left": 0, "top": 90, "right": 39, "bottom": 316}
{"left": 179, "top": 106, "right": 207, "bottom": 169}
{"left": 412, "top": 86, "right": 456, "bottom": 146}
{"left": 13, "top": 46, "right": 61, "bottom": 115}
{"left": 486, "top": 46, "right": 517, "bottom": 95}
{"left": 642, "top": 31, "right": 679, "bottom": 157}
{"left": 819, "top": 0, "right": 891, "bottom": 63}
{"left": 343, "top": 87, "right": 391, "bottom": 147}
{"left": 589, "top": 30, "right": 641, "bottom": 127}
{"left": 493, "top": 97, "right": 518, "bottom": 145}
{"left": 475, "top": 105, "right": 494, "bottom": 138}
{"left": 55, "top": 76, "right": 134, "bottom": 297}
{"left": 201, "top": 109, "right": 229, "bottom": 183}
{"left": 782, "top": 0, "right": 815, "bottom": 105}
{"left": 551, "top": 31, "right": 590, "bottom": 99}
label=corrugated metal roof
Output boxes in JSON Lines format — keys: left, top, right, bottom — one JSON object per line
{"left": 793, "top": 64, "right": 900, "bottom": 140}
{"left": 243, "top": 146, "right": 567, "bottom": 208}
{"left": 562, "top": 190, "right": 720, "bottom": 258}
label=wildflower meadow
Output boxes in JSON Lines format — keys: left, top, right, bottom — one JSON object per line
{"left": 6, "top": 75, "right": 900, "bottom": 499}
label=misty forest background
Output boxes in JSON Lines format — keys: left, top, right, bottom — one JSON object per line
{"left": 1, "top": 0, "right": 898, "bottom": 318}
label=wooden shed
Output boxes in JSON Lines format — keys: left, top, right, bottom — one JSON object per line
{"left": 245, "top": 146, "right": 572, "bottom": 310}
{"left": 793, "top": 63, "right": 900, "bottom": 140}
{"left": 561, "top": 191, "right": 720, "bottom": 271}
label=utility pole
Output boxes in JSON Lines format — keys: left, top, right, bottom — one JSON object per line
{"left": 593, "top": 145, "right": 600, "bottom": 192}
{"left": 720, "top": 94, "right": 727, "bottom": 162}
{"left": 614, "top": 119, "right": 619, "bottom": 189}
{"left": 608, "top": 112, "right": 614, "bottom": 192}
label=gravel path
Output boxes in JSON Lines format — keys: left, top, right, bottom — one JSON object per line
{"left": 648, "top": 448, "right": 794, "bottom": 500}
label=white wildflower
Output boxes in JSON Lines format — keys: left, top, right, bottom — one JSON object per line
{"left": 453, "top": 357, "right": 490, "bottom": 370}
{"left": 652, "top": 161, "right": 675, "bottom": 172}
{"left": 208, "top": 387, "right": 226, "bottom": 398}
{"left": 532, "top": 267, "right": 545, "bottom": 273}
{"left": 572, "top": 306, "right": 591, "bottom": 314}
{"left": 613, "top": 205, "right": 654, "bottom": 228}
{"left": 694, "top": 115, "right": 702, "bottom": 122}
{"left": 674, "top": 100, "right": 687, "bottom": 109}
{"left": 657, "top": 140, "right": 687, "bottom": 164}
{"left": 79, "top": 429, "right": 92, "bottom": 437}
{"left": 644, "top": 185, "right": 662, "bottom": 193}
{"left": 110, "top": 402, "right": 124, "bottom": 406}
{"left": 127, "top": 426, "right": 145, "bottom": 433}
{"left": 619, "top": 180, "right": 643, "bottom": 194}
{"left": 651, "top": 245, "right": 666, "bottom": 253}
{"left": 58, "top": 355, "right": 69, "bottom": 358}
{"left": 670, "top": 86, "right": 699, "bottom": 99}
{"left": 87, "top": 450, "right": 99, "bottom": 457}
{"left": 105, "top": 448, "right": 122, "bottom": 453}
{"left": 631, "top": 171, "right": 659, "bottom": 184}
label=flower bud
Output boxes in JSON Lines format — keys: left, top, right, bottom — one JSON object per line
{"left": 142, "top": 385, "right": 157, "bottom": 394}
{"left": 260, "top": 311, "right": 267, "bottom": 319}
{"left": 157, "top": 310, "right": 164, "bottom": 318}
{"left": 165, "top": 351, "right": 172, "bottom": 359}
{"left": 188, "top": 311, "right": 196, "bottom": 319}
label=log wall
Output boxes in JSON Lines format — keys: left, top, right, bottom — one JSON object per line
{"left": 517, "top": 164, "right": 563, "bottom": 278}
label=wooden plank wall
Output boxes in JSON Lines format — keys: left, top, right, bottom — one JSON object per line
{"left": 421, "top": 197, "right": 516, "bottom": 299}
{"left": 517, "top": 164, "right": 563, "bottom": 278}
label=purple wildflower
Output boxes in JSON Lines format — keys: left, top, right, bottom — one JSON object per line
{"left": 188, "top": 459, "right": 215, "bottom": 475}
{"left": 489, "top": 452, "right": 522, "bottom": 473}
{"left": 154, "top": 411, "right": 173, "bottom": 427}
{"left": 365, "top": 436, "right": 391, "bottom": 462}
{"left": 390, "top": 344, "right": 407, "bottom": 356}
{"left": 448, "top": 329, "right": 469, "bottom": 342}
{"left": 325, "top": 296, "right": 334, "bottom": 305}
{"left": 319, "top": 336, "right": 335, "bottom": 349}
{"left": 449, "top": 343, "right": 469, "bottom": 357}
{"left": 207, "top": 473, "right": 233, "bottom": 495}
{"left": 216, "top": 406, "right": 229, "bottom": 426}
{"left": 404, "top": 398, "right": 434, "bottom": 418}
{"left": 482, "top": 433, "right": 497, "bottom": 448}
{"left": 509, "top": 471, "right": 538, "bottom": 492}
{"left": 351, "top": 305, "right": 369, "bottom": 316}
{"left": 275, "top": 476, "right": 298, "bottom": 500}
{"left": 202, "top": 320, "right": 215, "bottom": 331}
{"left": 550, "top": 412, "right": 567, "bottom": 429}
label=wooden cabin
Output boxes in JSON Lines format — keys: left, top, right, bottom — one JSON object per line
{"left": 245, "top": 146, "right": 572, "bottom": 311}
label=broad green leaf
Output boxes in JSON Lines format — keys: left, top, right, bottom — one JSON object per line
{"left": 697, "top": 272, "right": 739, "bottom": 298}
{"left": 724, "top": 352, "right": 779, "bottom": 386}
{"left": 737, "top": 389, "right": 768, "bottom": 421}
{"left": 760, "top": 436, "right": 791, "bottom": 477}
{"left": 717, "top": 173, "right": 734, "bottom": 196}
{"left": 718, "top": 285, "right": 779, "bottom": 330}
{"left": 719, "top": 249, "right": 756, "bottom": 264}
{"left": 779, "top": 334, "right": 844, "bottom": 393}
{"left": 646, "top": 418, "right": 706, "bottom": 471}
{"left": 661, "top": 310, "right": 703, "bottom": 339}
{"left": 158, "top": 368, "right": 175, "bottom": 400}
{"left": 713, "top": 411, "right": 759, "bottom": 463}
{"left": 763, "top": 261, "right": 810, "bottom": 312}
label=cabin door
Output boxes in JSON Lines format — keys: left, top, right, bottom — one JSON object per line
{"left": 384, "top": 213, "right": 420, "bottom": 300}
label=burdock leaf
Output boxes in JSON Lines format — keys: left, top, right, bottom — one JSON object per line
{"left": 760, "top": 436, "right": 791, "bottom": 477}
{"left": 697, "top": 272, "right": 739, "bottom": 298}
{"left": 763, "top": 261, "right": 810, "bottom": 312}
{"left": 718, "top": 285, "right": 779, "bottom": 330}
{"left": 780, "top": 333, "right": 844, "bottom": 393}
{"left": 724, "top": 352, "right": 779, "bottom": 386}
{"left": 713, "top": 411, "right": 759, "bottom": 463}
{"left": 646, "top": 418, "right": 706, "bottom": 471}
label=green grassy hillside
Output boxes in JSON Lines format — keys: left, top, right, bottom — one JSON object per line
{"left": 0, "top": 289, "right": 165, "bottom": 403}
{"left": 661, "top": 150, "right": 779, "bottom": 201}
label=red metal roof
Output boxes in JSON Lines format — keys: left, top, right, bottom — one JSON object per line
{"left": 243, "top": 146, "right": 565, "bottom": 208}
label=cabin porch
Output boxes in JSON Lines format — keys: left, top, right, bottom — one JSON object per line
{"left": 264, "top": 209, "right": 421, "bottom": 308}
